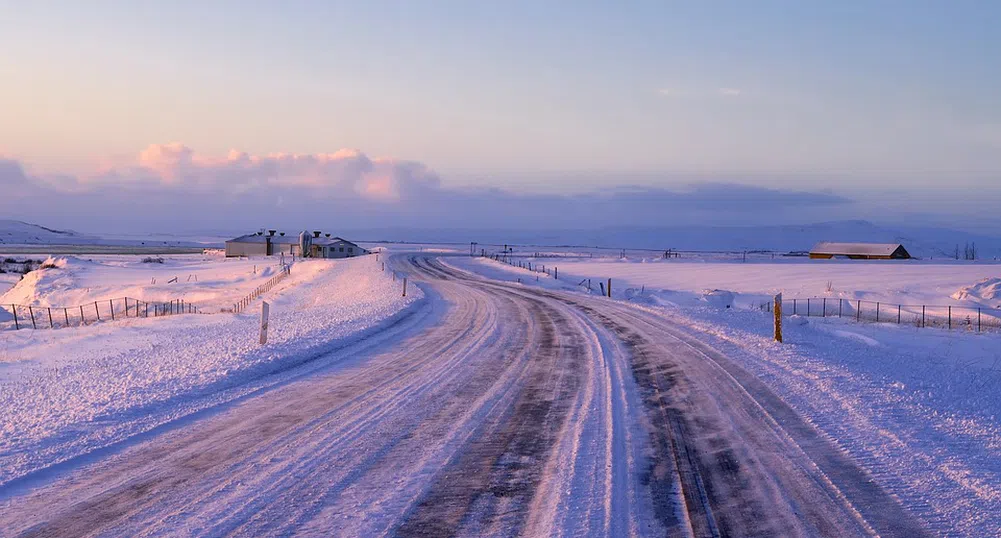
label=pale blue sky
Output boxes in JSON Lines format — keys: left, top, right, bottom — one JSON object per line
{"left": 1, "top": 0, "right": 999, "bottom": 195}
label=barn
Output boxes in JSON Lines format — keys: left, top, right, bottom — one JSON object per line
{"left": 225, "top": 231, "right": 304, "bottom": 257}
{"left": 809, "top": 242, "right": 912, "bottom": 260}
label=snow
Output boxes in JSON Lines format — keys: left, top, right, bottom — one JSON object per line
{"left": 0, "top": 253, "right": 305, "bottom": 316}
{"left": 0, "top": 254, "right": 422, "bottom": 488}
{"left": 953, "top": 277, "right": 1001, "bottom": 302}
{"left": 447, "top": 254, "right": 1001, "bottom": 536}
{"left": 488, "top": 255, "right": 1001, "bottom": 309}
{"left": 0, "top": 220, "right": 211, "bottom": 248}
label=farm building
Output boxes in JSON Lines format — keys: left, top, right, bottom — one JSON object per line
{"left": 809, "top": 242, "right": 912, "bottom": 260}
{"left": 225, "top": 230, "right": 368, "bottom": 259}
{"left": 225, "top": 231, "right": 303, "bottom": 257}
{"left": 307, "top": 233, "right": 368, "bottom": 259}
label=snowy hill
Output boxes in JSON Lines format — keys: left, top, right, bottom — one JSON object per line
{"left": 0, "top": 220, "right": 99, "bottom": 245}
{"left": 0, "top": 220, "right": 215, "bottom": 248}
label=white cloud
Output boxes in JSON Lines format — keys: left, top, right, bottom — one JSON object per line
{"left": 718, "top": 87, "right": 742, "bottom": 96}
{"left": 657, "top": 88, "right": 672, "bottom": 96}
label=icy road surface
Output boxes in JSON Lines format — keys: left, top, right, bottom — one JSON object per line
{"left": 0, "top": 256, "right": 927, "bottom": 537}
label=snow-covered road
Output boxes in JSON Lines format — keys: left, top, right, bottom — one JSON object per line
{"left": 0, "top": 256, "right": 927, "bottom": 537}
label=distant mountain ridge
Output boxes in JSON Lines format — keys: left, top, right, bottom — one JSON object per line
{"left": 4, "top": 219, "right": 1000, "bottom": 259}
{"left": 0, "top": 220, "right": 97, "bottom": 245}
{"left": 344, "top": 220, "right": 1001, "bottom": 259}
{"left": 0, "top": 220, "right": 211, "bottom": 248}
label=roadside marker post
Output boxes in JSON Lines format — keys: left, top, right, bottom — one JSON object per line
{"left": 403, "top": 277, "right": 408, "bottom": 297}
{"left": 259, "top": 301, "right": 270, "bottom": 345}
{"left": 774, "top": 293, "right": 783, "bottom": 343}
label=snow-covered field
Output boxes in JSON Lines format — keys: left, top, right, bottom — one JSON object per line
{"left": 0, "top": 253, "right": 305, "bottom": 317}
{"left": 447, "top": 255, "right": 1001, "bottom": 536}
{"left": 0, "top": 254, "right": 422, "bottom": 489}
{"left": 477, "top": 255, "right": 1001, "bottom": 308}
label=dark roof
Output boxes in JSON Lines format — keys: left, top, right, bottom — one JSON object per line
{"left": 810, "top": 242, "right": 908, "bottom": 256}
{"left": 227, "top": 233, "right": 300, "bottom": 245}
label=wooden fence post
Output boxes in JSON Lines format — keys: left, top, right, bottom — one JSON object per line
{"left": 80, "top": 305, "right": 85, "bottom": 325}
{"left": 48, "top": 308, "right": 53, "bottom": 329}
{"left": 95, "top": 301, "right": 101, "bottom": 321}
{"left": 774, "top": 293, "right": 783, "bottom": 343}
{"left": 11, "top": 305, "right": 18, "bottom": 330}
{"left": 259, "top": 301, "right": 270, "bottom": 345}
{"left": 403, "top": 277, "right": 408, "bottom": 297}
{"left": 64, "top": 308, "right": 69, "bottom": 326}
{"left": 109, "top": 299, "right": 115, "bottom": 320}
{"left": 607, "top": 278, "right": 612, "bottom": 298}
{"left": 29, "top": 306, "right": 36, "bottom": 329}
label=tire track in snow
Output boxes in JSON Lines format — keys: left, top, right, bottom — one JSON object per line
{"left": 0, "top": 254, "right": 932, "bottom": 537}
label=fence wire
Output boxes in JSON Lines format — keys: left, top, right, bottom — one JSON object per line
{"left": 3, "top": 297, "right": 198, "bottom": 331}
{"left": 764, "top": 297, "right": 1001, "bottom": 332}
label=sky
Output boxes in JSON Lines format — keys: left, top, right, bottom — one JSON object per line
{"left": 1, "top": 1, "right": 1000, "bottom": 234}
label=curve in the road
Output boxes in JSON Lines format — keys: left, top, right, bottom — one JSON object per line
{"left": 0, "top": 255, "right": 929, "bottom": 538}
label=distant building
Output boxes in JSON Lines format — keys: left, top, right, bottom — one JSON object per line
{"left": 309, "top": 235, "right": 368, "bottom": 259}
{"left": 225, "top": 232, "right": 301, "bottom": 257}
{"left": 225, "top": 230, "right": 368, "bottom": 258}
{"left": 809, "top": 242, "right": 912, "bottom": 260}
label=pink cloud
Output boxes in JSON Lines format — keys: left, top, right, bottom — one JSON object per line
{"left": 68, "top": 143, "right": 441, "bottom": 201}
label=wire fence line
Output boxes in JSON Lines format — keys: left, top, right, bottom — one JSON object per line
{"left": 762, "top": 297, "right": 1001, "bottom": 333}
{"left": 485, "top": 252, "right": 1001, "bottom": 335}
{"left": 230, "top": 264, "right": 292, "bottom": 313}
{"left": 4, "top": 296, "right": 198, "bottom": 331}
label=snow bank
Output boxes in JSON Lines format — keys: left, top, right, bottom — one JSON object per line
{"left": 0, "top": 254, "right": 308, "bottom": 314}
{"left": 0, "top": 255, "right": 423, "bottom": 487}
{"left": 953, "top": 277, "right": 1001, "bottom": 303}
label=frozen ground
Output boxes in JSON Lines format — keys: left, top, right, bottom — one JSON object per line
{"left": 0, "top": 254, "right": 421, "bottom": 488}
{"left": 448, "top": 255, "right": 1001, "bottom": 536}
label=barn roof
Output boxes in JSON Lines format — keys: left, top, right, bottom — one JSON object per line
{"left": 227, "top": 233, "right": 300, "bottom": 245}
{"left": 312, "top": 236, "right": 350, "bottom": 246}
{"left": 810, "top": 242, "right": 906, "bottom": 256}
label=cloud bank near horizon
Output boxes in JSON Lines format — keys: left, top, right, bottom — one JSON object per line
{"left": 3, "top": 143, "right": 871, "bottom": 234}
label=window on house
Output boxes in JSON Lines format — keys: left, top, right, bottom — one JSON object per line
{"left": 339, "top": 247, "right": 344, "bottom": 252}
{"left": 348, "top": 247, "right": 353, "bottom": 252}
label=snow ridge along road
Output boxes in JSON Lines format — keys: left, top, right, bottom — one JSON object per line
{"left": 0, "top": 255, "right": 928, "bottom": 537}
